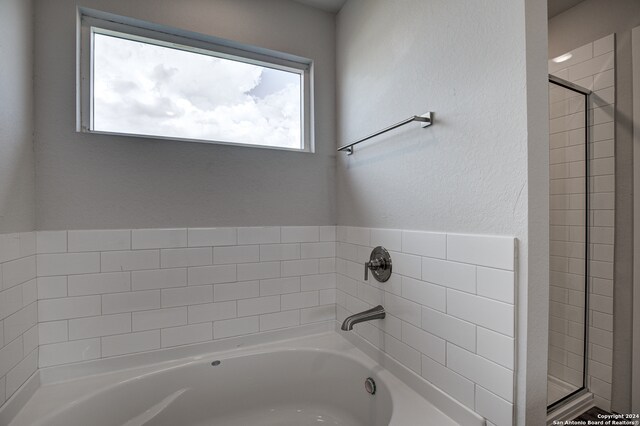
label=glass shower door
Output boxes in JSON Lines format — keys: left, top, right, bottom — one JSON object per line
{"left": 547, "top": 76, "right": 589, "bottom": 409}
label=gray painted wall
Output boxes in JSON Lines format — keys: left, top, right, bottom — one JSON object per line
{"left": 0, "top": 0, "right": 36, "bottom": 233}
{"left": 549, "top": 0, "right": 640, "bottom": 413}
{"left": 336, "top": 0, "right": 550, "bottom": 423}
{"left": 34, "top": 0, "right": 336, "bottom": 230}
{"left": 337, "top": 0, "right": 529, "bottom": 236}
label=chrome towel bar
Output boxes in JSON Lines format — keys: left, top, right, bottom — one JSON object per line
{"left": 337, "top": 112, "right": 433, "bottom": 155}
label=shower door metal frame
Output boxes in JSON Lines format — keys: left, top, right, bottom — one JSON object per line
{"left": 547, "top": 75, "right": 592, "bottom": 413}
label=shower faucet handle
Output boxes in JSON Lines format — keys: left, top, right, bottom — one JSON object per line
{"left": 364, "top": 247, "right": 392, "bottom": 283}
{"left": 364, "top": 259, "right": 383, "bottom": 281}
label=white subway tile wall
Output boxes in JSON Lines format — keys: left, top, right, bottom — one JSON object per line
{"left": 36, "top": 227, "right": 337, "bottom": 369}
{"left": 549, "top": 34, "right": 615, "bottom": 410}
{"left": 336, "top": 226, "right": 516, "bottom": 426}
{"left": 0, "top": 232, "right": 38, "bottom": 407}
{"left": 7, "top": 224, "right": 517, "bottom": 426}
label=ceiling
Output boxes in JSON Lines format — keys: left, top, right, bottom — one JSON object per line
{"left": 292, "top": 0, "right": 347, "bottom": 13}
{"left": 548, "top": 0, "right": 587, "bottom": 18}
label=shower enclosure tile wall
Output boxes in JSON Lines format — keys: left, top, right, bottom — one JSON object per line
{"left": 36, "top": 227, "right": 337, "bottom": 367}
{"left": 0, "top": 233, "right": 38, "bottom": 407}
{"left": 548, "top": 34, "right": 616, "bottom": 410}
{"left": 335, "top": 227, "right": 516, "bottom": 426}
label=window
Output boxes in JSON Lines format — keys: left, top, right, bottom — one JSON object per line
{"left": 78, "top": 9, "right": 313, "bottom": 152}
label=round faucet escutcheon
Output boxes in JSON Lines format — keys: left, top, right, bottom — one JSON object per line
{"left": 364, "top": 246, "right": 392, "bottom": 282}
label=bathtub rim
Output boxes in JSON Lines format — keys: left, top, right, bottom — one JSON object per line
{"left": 0, "top": 370, "right": 40, "bottom": 426}
{"left": 40, "top": 321, "right": 336, "bottom": 385}
{"left": 1, "top": 321, "right": 485, "bottom": 426}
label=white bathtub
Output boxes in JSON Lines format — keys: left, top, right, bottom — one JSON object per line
{"left": 6, "top": 328, "right": 482, "bottom": 425}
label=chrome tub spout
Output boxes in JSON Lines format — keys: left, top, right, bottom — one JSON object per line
{"left": 341, "top": 305, "right": 386, "bottom": 331}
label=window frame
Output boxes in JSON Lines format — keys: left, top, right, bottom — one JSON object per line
{"left": 77, "top": 8, "right": 314, "bottom": 153}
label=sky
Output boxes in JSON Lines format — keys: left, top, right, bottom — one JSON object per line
{"left": 92, "top": 32, "right": 302, "bottom": 149}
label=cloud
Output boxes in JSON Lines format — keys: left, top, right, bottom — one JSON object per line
{"left": 92, "top": 33, "right": 301, "bottom": 148}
